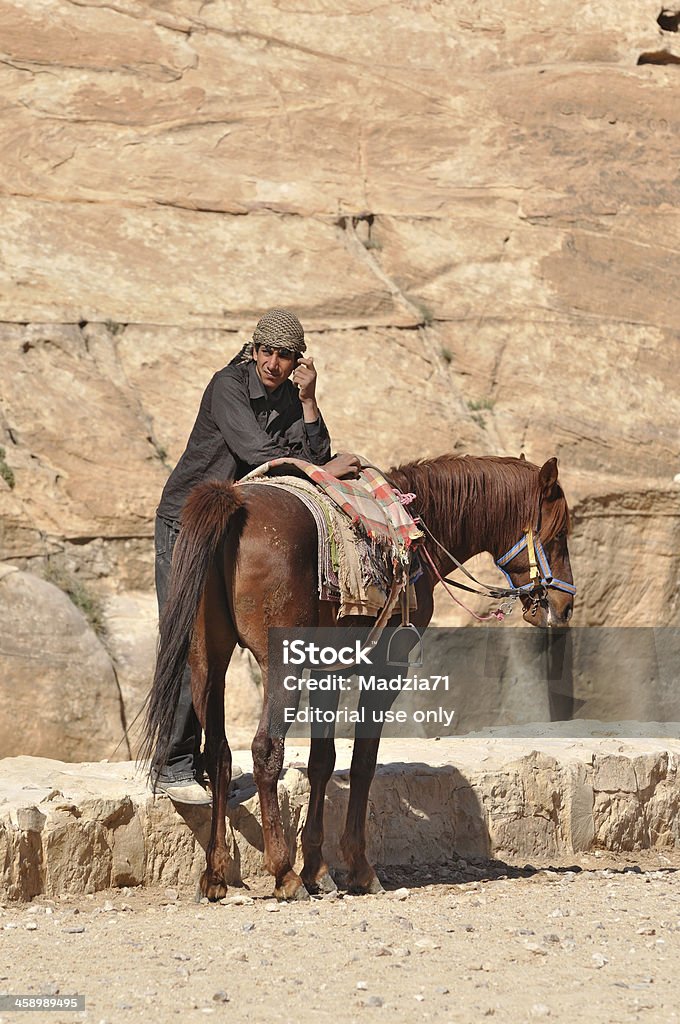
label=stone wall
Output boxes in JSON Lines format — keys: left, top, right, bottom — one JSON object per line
{"left": 1, "top": 737, "right": 679, "bottom": 900}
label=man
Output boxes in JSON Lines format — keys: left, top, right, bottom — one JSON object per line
{"left": 153, "top": 308, "right": 360, "bottom": 803}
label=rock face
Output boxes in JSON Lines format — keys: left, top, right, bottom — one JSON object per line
{"left": 1, "top": 737, "right": 678, "bottom": 900}
{"left": 0, "top": 1, "right": 679, "bottom": 757}
{"left": 0, "top": 565, "right": 125, "bottom": 762}
{"left": 102, "top": 590, "right": 262, "bottom": 755}
{"left": 101, "top": 590, "right": 159, "bottom": 748}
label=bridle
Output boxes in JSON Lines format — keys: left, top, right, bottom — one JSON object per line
{"left": 375, "top": 472, "right": 577, "bottom": 627}
{"left": 416, "top": 518, "right": 576, "bottom": 617}
{"left": 495, "top": 526, "right": 576, "bottom": 598}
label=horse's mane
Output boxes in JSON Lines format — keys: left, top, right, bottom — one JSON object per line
{"left": 389, "top": 454, "right": 570, "bottom": 555}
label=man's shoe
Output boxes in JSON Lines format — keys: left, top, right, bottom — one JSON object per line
{"left": 197, "top": 764, "right": 245, "bottom": 787}
{"left": 154, "top": 777, "right": 212, "bottom": 806}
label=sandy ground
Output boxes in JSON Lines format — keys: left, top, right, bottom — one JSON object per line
{"left": 2, "top": 851, "right": 680, "bottom": 1024}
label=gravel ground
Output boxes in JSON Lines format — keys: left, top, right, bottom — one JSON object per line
{"left": 2, "top": 851, "right": 679, "bottom": 1024}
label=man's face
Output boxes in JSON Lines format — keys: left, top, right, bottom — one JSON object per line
{"left": 253, "top": 344, "right": 297, "bottom": 392}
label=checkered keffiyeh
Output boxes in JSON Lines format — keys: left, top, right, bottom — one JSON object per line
{"left": 252, "top": 308, "right": 306, "bottom": 352}
{"left": 242, "top": 459, "right": 423, "bottom": 551}
{"left": 229, "top": 308, "right": 307, "bottom": 366}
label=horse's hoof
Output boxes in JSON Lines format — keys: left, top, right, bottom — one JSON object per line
{"left": 200, "top": 871, "right": 228, "bottom": 902}
{"left": 301, "top": 870, "right": 337, "bottom": 895}
{"left": 274, "top": 876, "right": 310, "bottom": 902}
{"left": 274, "top": 867, "right": 311, "bottom": 902}
{"left": 348, "top": 875, "right": 385, "bottom": 896}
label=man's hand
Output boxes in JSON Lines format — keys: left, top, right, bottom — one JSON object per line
{"left": 293, "top": 356, "right": 320, "bottom": 423}
{"left": 292, "top": 356, "right": 317, "bottom": 404}
{"left": 323, "top": 452, "right": 363, "bottom": 480}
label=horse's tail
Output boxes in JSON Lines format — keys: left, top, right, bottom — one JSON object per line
{"left": 140, "top": 480, "right": 245, "bottom": 778}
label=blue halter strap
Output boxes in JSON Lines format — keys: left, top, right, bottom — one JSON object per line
{"left": 496, "top": 529, "right": 576, "bottom": 596}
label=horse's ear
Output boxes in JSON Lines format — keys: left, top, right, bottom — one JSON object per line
{"left": 519, "top": 452, "right": 526, "bottom": 461}
{"left": 539, "top": 457, "right": 559, "bottom": 497}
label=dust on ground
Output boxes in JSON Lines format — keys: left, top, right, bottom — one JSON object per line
{"left": 2, "top": 850, "right": 679, "bottom": 1024}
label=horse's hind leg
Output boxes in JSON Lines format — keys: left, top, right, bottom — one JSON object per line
{"left": 200, "top": 679, "right": 234, "bottom": 900}
{"left": 191, "top": 581, "right": 237, "bottom": 901}
{"left": 252, "top": 685, "right": 309, "bottom": 902}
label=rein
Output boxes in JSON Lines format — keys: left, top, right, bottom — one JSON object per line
{"left": 419, "top": 543, "right": 508, "bottom": 622}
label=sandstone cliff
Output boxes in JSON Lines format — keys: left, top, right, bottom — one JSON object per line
{"left": 0, "top": 0, "right": 678, "bottom": 758}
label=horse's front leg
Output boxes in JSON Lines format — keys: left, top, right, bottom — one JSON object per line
{"left": 339, "top": 734, "right": 385, "bottom": 895}
{"left": 301, "top": 739, "right": 338, "bottom": 893}
{"left": 252, "top": 685, "right": 309, "bottom": 901}
{"left": 299, "top": 683, "right": 340, "bottom": 894}
{"left": 340, "top": 667, "right": 406, "bottom": 894}
{"left": 340, "top": 621, "right": 429, "bottom": 893}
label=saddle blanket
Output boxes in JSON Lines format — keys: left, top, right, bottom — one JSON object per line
{"left": 239, "top": 460, "right": 422, "bottom": 618}
{"left": 243, "top": 459, "right": 422, "bottom": 549}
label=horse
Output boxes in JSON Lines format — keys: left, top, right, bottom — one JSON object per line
{"left": 142, "top": 453, "right": 574, "bottom": 901}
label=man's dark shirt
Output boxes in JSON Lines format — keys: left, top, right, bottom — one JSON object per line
{"left": 157, "top": 360, "right": 332, "bottom": 523}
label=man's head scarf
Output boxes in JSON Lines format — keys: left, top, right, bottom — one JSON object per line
{"left": 229, "top": 308, "right": 306, "bottom": 365}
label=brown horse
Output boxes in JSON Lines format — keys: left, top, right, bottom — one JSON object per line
{"left": 143, "top": 454, "right": 574, "bottom": 901}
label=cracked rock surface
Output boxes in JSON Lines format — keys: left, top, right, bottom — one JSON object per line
{"left": 0, "top": 0, "right": 679, "bottom": 760}
{"left": 1, "top": 737, "right": 678, "bottom": 901}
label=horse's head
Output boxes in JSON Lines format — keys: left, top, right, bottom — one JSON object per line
{"left": 495, "top": 458, "right": 575, "bottom": 628}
